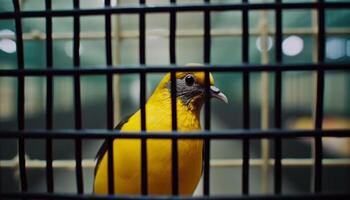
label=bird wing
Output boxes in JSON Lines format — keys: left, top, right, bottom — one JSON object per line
{"left": 94, "top": 114, "right": 132, "bottom": 177}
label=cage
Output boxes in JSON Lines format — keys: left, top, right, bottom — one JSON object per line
{"left": 0, "top": 0, "right": 350, "bottom": 199}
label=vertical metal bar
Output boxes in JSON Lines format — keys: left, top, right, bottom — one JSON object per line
{"left": 105, "top": 0, "right": 115, "bottom": 195}
{"left": 112, "top": 0, "right": 121, "bottom": 128}
{"left": 274, "top": 0, "right": 282, "bottom": 194}
{"left": 204, "top": 0, "right": 211, "bottom": 64}
{"left": 242, "top": 0, "right": 250, "bottom": 195}
{"left": 73, "top": 0, "right": 83, "bottom": 194}
{"left": 203, "top": 0, "right": 211, "bottom": 195}
{"left": 314, "top": 0, "right": 325, "bottom": 193}
{"left": 203, "top": 75, "right": 211, "bottom": 196}
{"left": 170, "top": 0, "right": 178, "bottom": 195}
{"left": 170, "top": 72, "right": 178, "bottom": 195}
{"left": 170, "top": 0, "right": 176, "bottom": 65}
{"left": 12, "top": 0, "right": 27, "bottom": 192}
{"left": 106, "top": 138, "right": 114, "bottom": 194}
{"left": 45, "top": 0, "right": 54, "bottom": 193}
{"left": 140, "top": 72, "right": 147, "bottom": 195}
{"left": 242, "top": 89, "right": 250, "bottom": 195}
{"left": 139, "top": 0, "right": 147, "bottom": 195}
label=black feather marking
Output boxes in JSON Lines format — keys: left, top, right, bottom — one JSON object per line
{"left": 93, "top": 114, "right": 132, "bottom": 177}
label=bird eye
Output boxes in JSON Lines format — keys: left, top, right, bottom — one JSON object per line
{"left": 185, "top": 74, "right": 195, "bottom": 86}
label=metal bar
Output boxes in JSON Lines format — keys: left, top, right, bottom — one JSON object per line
{"left": 107, "top": 139, "right": 114, "bottom": 194}
{"left": 139, "top": 1, "right": 146, "bottom": 66}
{"left": 170, "top": 71, "right": 178, "bottom": 195}
{"left": 140, "top": 47, "right": 148, "bottom": 195}
{"left": 314, "top": 0, "right": 325, "bottom": 193}
{"left": 112, "top": 0, "right": 122, "bottom": 128}
{"left": 2, "top": 158, "right": 350, "bottom": 169}
{"left": 0, "top": 2, "right": 350, "bottom": 19}
{"left": 45, "top": 0, "right": 54, "bottom": 193}
{"left": 73, "top": 0, "right": 84, "bottom": 194}
{"left": 0, "top": 63, "right": 349, "bottom": 76}
{"left": 274, "top": 0, "right": 282, "bottom": 194}
{"left": 242, "top": 139, "right": 250, "bottom": 195}
{"left": 105, "top": 0, "right": 115, "bottom": 195}
{"left": 242, "top": 0, "right": 250, "bottom": 194}
{"left": 12, "top": 0, "right": 27, "bottom": 192}
{"left": 170, "top": 0, "right": 178, "bottom": 195}
{"left": 3, "top": 27, "right": 350, "bottom": 41}
{"left": 204, "top": 0, "right": 211, "bottom": 64}
{"left": 203, "top": 91, "right": 211, "bottom": 195}
{"left": 211, "top": 158, "right": 350, "bottom": 168}
{"left": 2, "top": 192, "right": 350, "bottom": 200}
{"left": 0, "top": 129, "right": 349, "bottom": 139}
{"left": 139, "top": 0, "right": 148, "bottom": 195}
{"left": 75, "top": 139, "right": 83, "bottom": 193}
{"left": 203, "top": 117, "right": 210, "bottom": 196}
{"left": 203, "top": 0, "right": 211, "bottom": 195}
{"left": 105, "top": 0, "right": 114, "bottom": 130}
{"left": 170, "top": 0, "right": 176, "bottom": 65}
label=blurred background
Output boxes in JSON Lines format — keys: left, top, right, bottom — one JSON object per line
{"left": 0, "top": 0, "right": 349, "bottom": 195}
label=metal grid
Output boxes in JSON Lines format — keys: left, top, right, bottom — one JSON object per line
{"left": 0, "top": 0, "right": 350, "bottom": 199}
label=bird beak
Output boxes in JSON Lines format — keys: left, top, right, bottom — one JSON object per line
{"left": 209, "top": 86, "right": 228, "bottom": 104}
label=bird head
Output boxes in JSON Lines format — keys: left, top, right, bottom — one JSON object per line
{"left": 151, "top": 66, "right": 228, "bottom": 112}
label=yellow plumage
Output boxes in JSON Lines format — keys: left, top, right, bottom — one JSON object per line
{"left": 93, "top": 71, "right": 226, "bottom": 195}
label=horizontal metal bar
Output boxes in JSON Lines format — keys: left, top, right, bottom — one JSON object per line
{"left": 211, "top": 158, "right": 350, "bottom": 168}
{"left": 0, "top": 129, "right": 348, "bottom": 139}
{"left": 1, "top": 158, "right": 350, "bottom": 169}
{"left": 1, "top": 192, "right": 350, "bottom": 200}
{"left": 2, "top": 28, "right": 350, "bottom": 41}
{"left": 0, "top": 63, "right": 349, "bottom": 77}
{"left": 0, "top": 2, "right": 349, "bottom": 19}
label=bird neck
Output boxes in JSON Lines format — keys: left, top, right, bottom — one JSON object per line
{"left": 146, "top": 87, "right": 202, "bottom": 130}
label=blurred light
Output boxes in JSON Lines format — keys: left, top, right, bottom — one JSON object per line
{"left": 282, "top": 35, "right": 303, "bottom": 56}
{"left": 0, "top": 29, "right": 15, "bottom": 37}
{"left": 346, "top": 40, "right": 350, "bottom": 57}
{"left": 129, "top": 79, "right": 154, "bottom": 106}
{"left": 0, "top": 29, "right": 16, "bottom": 53}
{"left": 326, "top": 38, "right": 345, "bottom": 60}
{"left": 64, "top": 41, "right": 83, "bottom": 58}
{"left": 0, "top": 39, "right": 16, "bottom": 53}
{"left": 256, "top": 36, "right": 273, "bottom": 52}
{"left": 129, "top": 79, "right": 140, "bottom": 106}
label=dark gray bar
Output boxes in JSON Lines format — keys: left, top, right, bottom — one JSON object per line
{"left": 104, "top": 0, "right": 115, "bottom": 195}
{"left": 73, "top": 0, "right": 84, "bottom": 194}
{"left": 1, "top": 2, "right": 350, "bottom": 19}
{"left": 0, "top": 63, "right": 349, "bottom": 77}
{"left": 314, "top": 0, "right": 325, "bottom": 193}
{"left": 139, "top": 0, "right": 148, "bottom": 195}
{"left": 45, "top": 0, "right": 54, "bottom": 193}
{"left": 0, "top": 129, "right": 349, "bottom": 139}
{"left": 242, "top": 0, "right": 250, "bottom": 195}
{"left": 12, "top": 0, "right": 27, "bottom": 192}
{"left": 274, "top": 0, "right": 282, "bottom": 194}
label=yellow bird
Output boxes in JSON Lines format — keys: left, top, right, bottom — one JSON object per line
{"left": 93, "top": 70, "right": 228, "bottom": 195}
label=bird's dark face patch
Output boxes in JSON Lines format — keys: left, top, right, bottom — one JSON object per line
{"left": 167, "top": 74, "right": 205, "bottom": 105}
